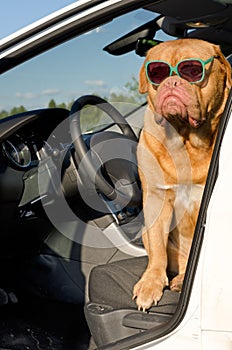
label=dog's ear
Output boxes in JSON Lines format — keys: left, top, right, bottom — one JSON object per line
{"left": 213, "top": 45, "right": 232, "bottom": 89}
{"left": 139, "top": 62, "right": 148, "bottom": 94}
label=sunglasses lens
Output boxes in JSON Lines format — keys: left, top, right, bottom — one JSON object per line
{"left": 178, "top": 60, "right": 203, "bottom": 82}
{"left": 147, "top": 62, "right": 170, "bottom": 85}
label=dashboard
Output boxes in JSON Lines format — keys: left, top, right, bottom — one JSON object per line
{"left": 0, "top": 107, "right": 73, "bottom": 220}
{"left": 0, "top": 108, "right": 72, "bottom": 256}
{"left": 0, "top": 108, "right": 70, "bottom": 172}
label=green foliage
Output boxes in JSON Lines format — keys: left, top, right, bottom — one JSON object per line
{"left": 124, "top": 75, "right": 145, "bottom": 104}
{"left": 0, "top": 105, "right": 26, "bottom": 120}
{"left": 48, "top": 99, "right": 57, "bottom": 108}
{"left": 0, "top": 76, "right": 146, "bottom": 131}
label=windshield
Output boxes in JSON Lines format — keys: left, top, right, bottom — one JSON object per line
{"left": 0, "top": 1, "right": 76, "bottom": 39}
{"left": 0, "top": 9, "right": 164, "bottom": 132}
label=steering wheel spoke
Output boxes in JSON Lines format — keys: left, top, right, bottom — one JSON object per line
{"left": 69, "top": 95, "right": 141, "bottom": 209}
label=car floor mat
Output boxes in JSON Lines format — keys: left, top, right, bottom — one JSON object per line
{"left": 0, "top": 296, "right": 93, "bottom": 350}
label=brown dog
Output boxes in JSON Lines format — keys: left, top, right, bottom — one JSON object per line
{"left": 133, "top": 38, "right": 231, "bottom": 311}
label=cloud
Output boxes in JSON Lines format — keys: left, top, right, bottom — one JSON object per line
{"left": 40, "top": 89, "right": 60, "bottom": 96}
{"left": 84, "top": 80, "right": 106, "bottom": 87}
{"left": 15, "top": 88, "right": 61, "bottom": 100}
{"left": 16, "top": 92, "right": 36, "bottom": 99}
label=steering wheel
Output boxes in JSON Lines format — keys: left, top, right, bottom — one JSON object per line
{"left": 69, "top": 95, "right": 141, "bottom": 208}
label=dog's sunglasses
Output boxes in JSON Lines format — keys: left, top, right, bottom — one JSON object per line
{"left": 145, "top": 56, "right": 215, "bottom": 86}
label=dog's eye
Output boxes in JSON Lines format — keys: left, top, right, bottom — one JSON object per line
{"left": 178, "top": 61, "right": 203, "bottom": 82}
{"left": 147, "top": 62, "right": 171, "bottom": 85}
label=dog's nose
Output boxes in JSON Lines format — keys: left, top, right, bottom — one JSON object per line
{"left": 164, "top": 76, "right": 182, "bottom": 88}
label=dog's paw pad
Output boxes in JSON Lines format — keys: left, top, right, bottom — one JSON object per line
{"left": 133, "top": 279, "right": 165, "bottom": 311}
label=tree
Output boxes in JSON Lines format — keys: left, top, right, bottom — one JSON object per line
{"left": 0, "top": 76, "right": 145, "bottom": 123}
{"left": 124, "top": 75, "right": 146, "bottom": 104}
{"left": 57, "top": 102, "right": 67, "bottom": 109}
{"left": 10, "top": 105, "right": 26, "bottom": 115}
{"left": 48, "top": 99, "right": 56, "bottom": 108}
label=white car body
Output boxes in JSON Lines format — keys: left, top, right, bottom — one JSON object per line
{"left": 136, "top": 107, "right": 232, "bottom": 350}
{"left": 1, "top": 1, "right": 232, "bottom": 349}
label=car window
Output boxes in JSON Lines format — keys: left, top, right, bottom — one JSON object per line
{"left": 0, "top": 9, "right": 163, "bottom": 132}
{"left": 0, "top": 1, "right": 76, "bottom": 39}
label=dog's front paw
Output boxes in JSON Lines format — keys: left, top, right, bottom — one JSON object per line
{"left": 133, "top": 275, "right": 168, "bottom": 311}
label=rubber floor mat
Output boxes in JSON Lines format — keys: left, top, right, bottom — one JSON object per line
{"left": 0, "top": 296, "right": 92, "bottom": 350}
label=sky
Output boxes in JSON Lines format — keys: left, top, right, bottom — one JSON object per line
{"left": 0, "top": 1, "right": 77, "bottom": 39}
{"left": 0, "top": 1, "right": 87, "bottom": 111}
{"left": 0, "top": 1, "right": 169, "bottom": 113}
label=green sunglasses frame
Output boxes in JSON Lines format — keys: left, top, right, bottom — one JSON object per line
{"left": 145, "top": 56, "right": 215, "bottom": 86}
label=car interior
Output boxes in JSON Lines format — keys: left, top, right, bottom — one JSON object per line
{"left": 1, "top": 0, "right": 232, "bottom": 349}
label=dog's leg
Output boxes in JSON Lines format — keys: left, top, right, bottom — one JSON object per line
{"left": 168, "top": 201, "right": 200, "bottom": 292}
{"left": 133, "top": 190, "right": 174, "bottom": 311}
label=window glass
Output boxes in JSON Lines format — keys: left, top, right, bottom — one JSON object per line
{"left": 0, "top": 9, "right": 160, "bottom": 131}
{"left": 0, "top": 1, "right": 76, "bottom": 38}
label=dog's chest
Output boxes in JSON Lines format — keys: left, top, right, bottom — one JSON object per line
{"left": 175, "top": 184, "right": 204, "bottom": 215}
{"left": 157, "top": 183, "right": 204, "bottom": 214}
